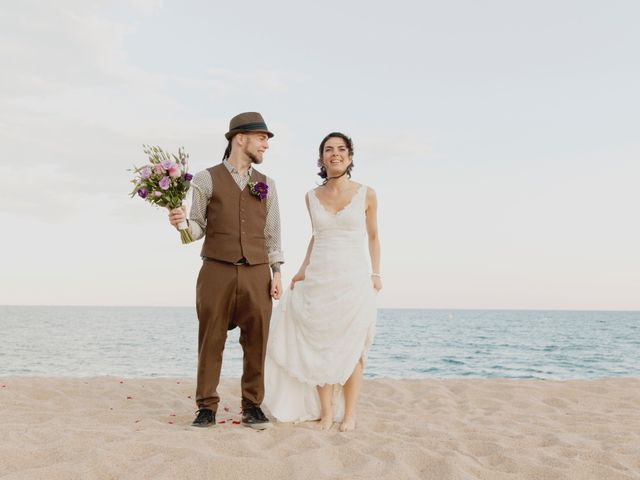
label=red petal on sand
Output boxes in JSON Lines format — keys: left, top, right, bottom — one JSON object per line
{"left": 119, "top": 381, "right": 124, "bottom": 384}
{"left": 187, "top": 395, "right": 192, "bottom": 399}
{"left": 232, "top": 421, "right": 241, "bottom": 425}
{"left": 224, "top": 407, "right": 229, "bottom": 412}
{"left": 170, "top": 413, "right": 176, "bottom": 417}
{"left": 168, "top": 421, "right": 174, "bottom": 424}
{"left": 1, "top": 385, "right": 6, "bottom": 388}
{"left": 127, "top": 396, "right": 133, "bottom": 400}
{"left": 176, "top": 381, "right": 180, "bottom": 384}
{"left": 134, "top": 420, "right": 140, "bottom": 423}
{"left": 218, "top": 420, "right": 226, "bottom": 424}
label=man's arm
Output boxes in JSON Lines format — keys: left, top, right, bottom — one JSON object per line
{"left": 168, "top": 170, "right": 211, "bottom": 242}
{"left": 265, "top": 177, "right": 284, "bottom": 271}
{"left": 186, "top": 170, "right": 212, "bottom": 241}
{"left": 265, "top": 177, "right": 284, "bottom": 299}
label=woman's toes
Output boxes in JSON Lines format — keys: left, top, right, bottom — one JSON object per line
{"left": 318, "top": 416, "right": 333, "bottom": 430}
{"left": 339, "top": 418, "right": 356, "bottom": 432}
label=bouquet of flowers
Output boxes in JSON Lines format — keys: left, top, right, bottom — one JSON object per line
{"left": 129, "top": 145, "right": 193, "bottom": 244}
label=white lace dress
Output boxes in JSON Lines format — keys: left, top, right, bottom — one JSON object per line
{"left": 264, "top": 184, "right": 377, "bottom": 422}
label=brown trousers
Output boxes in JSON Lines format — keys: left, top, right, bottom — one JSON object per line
{"left": 195, "top": 259, "right": 272, "bottom": 411}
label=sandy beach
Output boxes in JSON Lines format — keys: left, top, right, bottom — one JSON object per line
{"left": 1, "top": 377, "right": 639, "bottom": 479}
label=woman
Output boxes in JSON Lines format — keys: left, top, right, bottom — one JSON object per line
{"left": 264, "top": 132, "right": 381, "bottom": 432}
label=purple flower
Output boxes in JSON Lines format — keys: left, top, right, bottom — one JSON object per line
{"left": 249, "top": 181, "right": 269, "bottom": 201}
{"left": 137, "top": 187, "right": 148, "bottom": 199}
{"left": 184, "top": 173, "right": 193, "bottom": 181}
{"left": 140, "top": 167, "right": 152, "bottom": 179}
{"left": 159, "top": 176, "right": 171, "bottom": 190}
{"left": 161, "top": 159, "right": 174, "bottom": 170}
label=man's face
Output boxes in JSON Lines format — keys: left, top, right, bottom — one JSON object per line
{"left": 242, "top": 132, "right": 270, "bottom": 164}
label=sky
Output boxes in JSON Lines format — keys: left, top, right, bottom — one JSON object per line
{"left": 1, "top": 0, "right": 639, "bottom": 309}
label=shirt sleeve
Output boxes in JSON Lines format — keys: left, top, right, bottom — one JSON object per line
{"left": 265, "top": 177, "right": 284, "bottom": 265}
{"left": 187, "top": 170, "right": 212, "bottom": 242}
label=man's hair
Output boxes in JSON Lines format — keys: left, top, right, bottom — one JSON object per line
{"left": 222, "top": 140, "right": 232, "bottom": 162}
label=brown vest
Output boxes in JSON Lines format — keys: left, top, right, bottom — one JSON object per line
{"left": 200, "top": 164, "right": 269, "bottom": 265}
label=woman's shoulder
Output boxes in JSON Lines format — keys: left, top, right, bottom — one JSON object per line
{"left": 351, "top": 182, "right": 375, "bottom": 198}
{"left": 363, "top": 184, "right": 377, "bottom": 207}
{"left": 358, "top": 183, "right": 375, "bottom": 195}
{"left": 305, "top": 188, "right": 318, "bottom": 208}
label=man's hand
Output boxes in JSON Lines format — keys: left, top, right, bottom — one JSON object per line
{"left": 270, "top": 272, "right": 282, "bottom": 300}
{"left": 168, "top": 206, "right": 187, "bottom": 228}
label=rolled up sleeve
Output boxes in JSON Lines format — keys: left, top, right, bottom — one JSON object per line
{"left": 265, "top": 177, "right": 284, "bottom": 265}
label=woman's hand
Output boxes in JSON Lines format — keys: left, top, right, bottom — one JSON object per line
{"left": 372, "top": 275, "right": 382, "bottom": 292}
{"left": 290, "top": 271, "right": 306, "bottom": 290}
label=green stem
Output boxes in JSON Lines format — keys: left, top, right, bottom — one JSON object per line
{"left": 179, "top": 228, "right": 193, "bottom": 244}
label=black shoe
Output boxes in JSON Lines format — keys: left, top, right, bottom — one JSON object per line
{"left": 241, "top": 406, "right": 272, "bottom": 430}
{"left": 191, "top": 408, "right": 215, "bottom": 427}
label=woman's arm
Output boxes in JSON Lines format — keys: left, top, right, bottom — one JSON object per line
{"left": 365, "top": 187, "right": 382, "bottom": 291}
{"left": 291, "top": 193, "right": 315, "bottom": 289}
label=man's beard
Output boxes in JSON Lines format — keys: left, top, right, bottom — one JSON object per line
{"left": 245, "top": 147, "right": 263, "bottom": 164}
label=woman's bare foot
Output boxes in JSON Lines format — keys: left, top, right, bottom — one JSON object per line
{"left": 339, "top": 417, "right": 356, "bottom": 432}
{"left": 318, "top": 415, "right": 333, "bottom": 430}
{"left": 316, "top": 384, "right": 334, "bottom": 431}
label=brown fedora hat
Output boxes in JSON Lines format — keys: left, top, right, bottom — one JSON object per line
{"left": 225, "top": 112, "right": 274, "bottom": 140}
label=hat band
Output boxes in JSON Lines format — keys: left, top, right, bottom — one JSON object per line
{"left": 229, "top": 122, "right": 269, "bottom": 133}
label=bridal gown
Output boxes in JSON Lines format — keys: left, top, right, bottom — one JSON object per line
{"left": 264, "top": 184, "right": 377, "bottom": 422}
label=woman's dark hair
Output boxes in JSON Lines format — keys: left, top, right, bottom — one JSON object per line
{"left": 317, "top": 132, "right": 355, "bottom": 185}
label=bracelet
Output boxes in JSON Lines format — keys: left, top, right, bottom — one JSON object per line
{"left": 370, "top": 273, "right": 381, "bottom": 278}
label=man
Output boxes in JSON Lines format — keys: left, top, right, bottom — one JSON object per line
{"left": 169, "top": 112, "right": 283, "bottom": 429}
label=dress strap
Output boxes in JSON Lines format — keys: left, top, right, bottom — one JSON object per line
{"left": 307, "top": 190, "right": 319, "bottom": 232}
{"left": 307, "top": 189, "right": 317, "bottom": 209}
{"left": 357, "top": 184, "right": 368, "bottom": 207}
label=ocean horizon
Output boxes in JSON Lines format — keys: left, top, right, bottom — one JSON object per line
{"left": 1, "top": 306, "right": 639, "bottom": 380}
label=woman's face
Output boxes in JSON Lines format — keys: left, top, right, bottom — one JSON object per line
{"left": 321, "top": 137, "right": 352, "bottom": 176}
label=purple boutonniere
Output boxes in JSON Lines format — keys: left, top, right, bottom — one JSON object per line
{"left": 248, "top": 181, "right": 268, "bottom": 201}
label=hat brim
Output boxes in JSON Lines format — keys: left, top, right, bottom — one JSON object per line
{"left": 225, "top": 126, "right": 274, "bottom": 140}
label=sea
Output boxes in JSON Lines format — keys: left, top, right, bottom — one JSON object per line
{"left": 1, "top": 306, "right": 639, "bottom": 379}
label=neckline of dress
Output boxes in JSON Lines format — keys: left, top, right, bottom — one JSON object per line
{"left": 312, "top": 184, "right": 364, "bottom": 216}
